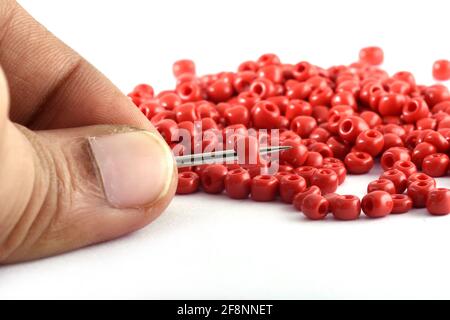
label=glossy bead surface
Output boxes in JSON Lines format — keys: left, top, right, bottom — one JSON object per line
{"left": 432, "top": 59, "right": 450, "bottom": 81}
{"left": 310, "top": 168, "right": 339, "bottom": 194}
{"left": 304, "top": 151, "right": 324, "bottom": 168}
{"left": 338, "top": 116, "right": 369, "bottom": 143}
{"left": 391, "top": 194, "right": 413, "bottom": 214}
{"left": 392, "top": 160, "right": 417, "bottom": 177}
{"left": 379, "top": 169, "right": 408, "bottom": 194}
{"left": 359, "top": 46, "right": 384, "bottom": 65}
{"left": 367, "top": 179, "right": 396, "bottom": 194}
{"left": 407, "top": 172, "right": 436, "bottom": 188}
{"left": 280, "top": 140, "right": 309, "bottom": 167}
{"left": 279, "top": 174, "right": 307, "bottom": 203}
{"left": 301, "top": 194, "right": 329, "bottom": 220}
{"left": 293, "top": 186, "right": 321, "bottom": 210}
{"left": 362, "top": 191, "right": 393, "bottom": 218}
{"left": 201, "top": 165, "right": 228, "bottom": 194}
{"left": 426, "top": 188, "right": 450, "bottom": 215}
{"left": 154, "top": 119, "right": 178, "bottom": 144}
{"left": 332, "top": 195, "right": 361, "bottom": 220}
{"left": 251, "top": 101, "right": 280, "bottom": 129}
{"left": 251, "top": 175, "right": 279, "bottom": 202}
{"left": 176, "top": 171, "right": 200, "bottom": 194}
{"left": 224, "top": 168, "right": 251, "bottom": 199}
{"left": 354, "top": 129, "right": 384, "bottom": 157}
{"left": 411, "top": 142, "right": 437, "bottom": 168}
{"left": 381, "top": 147, "right": 411, "bottom": 170}
{"left": 407, "top": 180, "right": 435, "bottom": 208}
{"left": 422, "top": 153, "right": 449, "bottom": 177}
{"left": 344, "top": 151, "right": 374, "bottom": 174}
{"left": 294, "top": 166, "right": 317, "bottom": 186}
{"left": 173, "top": 59, "right": 196, "bottom": 78}
{"left": 290, "top": 116, "right": 317, "bottom": 138}
{"left": 322, "top": 162, "right": 347, "bottom": 185}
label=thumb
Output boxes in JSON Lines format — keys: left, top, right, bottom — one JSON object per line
{"left": 0, "top": 70, "right": 177, "bottom": 264}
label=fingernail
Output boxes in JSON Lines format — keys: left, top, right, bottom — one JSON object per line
{"left": 88, "top": 131, "right": 174, "bottom": 208}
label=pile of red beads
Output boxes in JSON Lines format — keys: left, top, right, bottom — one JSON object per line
{"left": 128, "top": 48, "right": 450, "bottom": 219}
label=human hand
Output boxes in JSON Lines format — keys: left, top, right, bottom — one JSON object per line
{"left": 0, "top": 0, "right": 177, "bottom": 263}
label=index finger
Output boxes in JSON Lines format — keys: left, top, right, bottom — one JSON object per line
{"left": 0, "top": 0, "right": 151, "bottom": 130}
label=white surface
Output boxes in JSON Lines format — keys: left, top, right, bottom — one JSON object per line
{"left": 1, "top": 0, "right": 450, "bottom": 299}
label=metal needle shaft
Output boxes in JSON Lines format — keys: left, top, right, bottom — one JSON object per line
{"left": 175, "top": 145, "right": 291, "bottom": 167}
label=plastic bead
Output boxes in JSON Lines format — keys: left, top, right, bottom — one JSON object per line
{"left": 359, "top": 46, "right": 384, "bottom": 65}
{"left": 354, "top": 129, "right": 384, "bottom": 157}
{"left": 290, "top": 116, "right": 318, "bottom": 138}
{"left": 332, "top": 195, "right": 361, "bottom": 220}
{"left": 411, "top": 142, "right": 437, "bottom": 168}
{"left": 280, "top": 140, "right": 309, "bottom": 167}
{"left": 301, "top": 194, "right": 329, "bottom": 220}
{"left": 379, "top": 169, "right": 408, "bottom": 194}
{"left": 392, "top": 160, "right": 417, "bottom": 177}
{"left": 293, "top": 186, "right": 322, "bottom": 210}
{"left": 407, "top": 172, "right": 436, "bottom": 188}
{"left": 432, "top": 60, "right": 450, "bottom": 81}
{"left": 362, "top": 191, "right": 393, "bottom": 218}
{"left": 224, "top": 168, "right": 251, "bottom": 199}
{"left": 251, "top": 101, "right": 280, "bottom": 129}
{"left": 304, "top": 151, "right": 324, "bottom": 168}
{"left": 391, "top": 194, "right": 413, "bottom": 214}
{"left": 173, "top": 59, "right": 196, "bottom": 78}
{"left": 251, "top": 175, "right": 279, "bottom": 202}
{"left": 310, "top": 168, "right": 339, "bottom": 194}
{"left": 422, "top": 153, "right": 450, "bottom": 177}
{"left": 426, "top": 188, "right": 450, "bottom": 215}
{"left": 338, "top": 116, "right": 370, "bottom": 143}
{"left": 294, "top": 166, "right": 317, "bottom": 186}
{"left": 381, "top": 147, "right": 411, "bottom": 170}
{"left": 279, "top": 174, "right": 307, "bottom": 203}
{"left": 367, "top": 179, "right": 396, "bottom": 194}
{"left": 200, "top": 165, "right": 228, "bottom": 194}
{"left": 176, "top": 171, "right": 200, "bottom": 194}
{"left": 407, "top": 180, "right": 435, "bottom": 208}
{"left": 344, "top": 151, "right": 374, "bottom": 174}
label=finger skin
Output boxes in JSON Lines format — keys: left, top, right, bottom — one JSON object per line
{"left": 0, "top": 0, "right": 150, "bottom": 130}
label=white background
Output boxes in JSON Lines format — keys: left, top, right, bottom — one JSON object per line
{"left": 1, "top": 0, "right": 450, "bottom": 299}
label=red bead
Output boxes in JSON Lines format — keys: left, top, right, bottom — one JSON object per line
{"left": 139, "top": 101, "right": 164, "bottom": 119}
{"left": 354, "top": 129, "right": 384, "bottom": 157}
{"left": 176, "top": 171, "right": 200, "bottom": 194}
{"left": 280, "top": 139, "right": 309, "bottom": 167}
{"left": 309, "top": 87, "right": 333, "bottom": 107}
{"left": 381, "top": 147, "right": 411, "bottom": 170}
{"left": 423, "top": 131, "right": 449, "bottom": 152}
{"left": 367, "top": 179, "right": 396, "bottom": 194}
{"left": 416, "top": 118, "right": 437, "bottom": 131}
{"left": 379, "top": 169, "right": 408, "bottom": 194}
{"left": 402, "top": 98, "right": 429, "bottom": 123}
{"left": 224, "top": 168, "right": 251, "bottom": 199}
{"left": 362, "top": 191, "right": 393, "bottom": 218}
{"left": 294, "top": 166, "right": 317, "bottom": 186}
{"left": 292, "top": 61, "right": 317, "bottom": 81}
{"left": 326, "top": 136, "right": 351, "bottom": 160}
{"left": 300, "top": 194, "right": 329, "bottom": 220}
{"left": 422, "top": 153, "right": 449, "bottom": 177}
{"left": 424, "top": 85, "right": 450, "bottom": 107}
{"left": 407, "top": 172, "right": 436, "bottom": 188}
{"left": 249, "top": 78, "right": 275, "bottom": 99}
{"left": 312, "top": 106, "right": 330, "bottom": 124}
{"left": 427, "top": 188, "right": 450, "bottom": 215}
{"left": 392, "top": 160, "right": 417, "bottom": 177}
{"left": 257, "top": 53, "right": 281, "bottom": 67}
{"left": 332, "top": 195, "right": 361, "bottom": 220}
{"left": 154, "top": 119, "right": 178, "bottom": 144}
{"left": 391, "top": 194, "right": 413, "bottom": 214}
{"left": 308, "top": 142, "right": 333, "bottom": 158}
{"left": 176, "top": 81, "right": 202, "bottom": 102}
{"left": 344, "top": 151, "right": 374, "bottom": 174}
{"left": 411, "top": 142, "right": 437, "bottom": 168}
{"left": 383, "top": 133, "right": 404, "bottom": 151}
{"left": 285, "top": 100, "right": 313, "bottom": 120}
{"left": 207, "top": 79, "right": 234, "bottom": 102}
{"left": 158, "top": 92, "right": 182, "bottom": 110}
{"left": 322, "top": 162, "right": 347, "bottom": 185}
{"left": 173, "top": 59, "right": 196, "bottom": 78}
{"left": 275, "top": 171, "right": 293, "bottom": 182}
{"left": 258, "top": 64, "right": 284, "bottom": 83}
{"left": 290, "top": 116, "right": 318, "bottom": 138}
{"left": 309, "top": 127, "right": 331, "bottom": 143}
{"left": 201, "top": 164, "right": 228, "bottom": 194}
{"left": 304, "top": 151, "right": 324, "bottom": 168}
{"left": 338, "top": 116, "right": 370, "bottom": 143}
{"left": 251, "top": 101, "right": 280, "bottom": 129}
{"left": 293, "top": 186, "right": 322, "bottom": 211}
{"left": 360, "top": 111, "right": 382, "bottom": 128}
{"left": 407, "top": 180, "right": 435, "bottom": 208}
{"left": 251, "top": 175, "right": 279, "bottom": 202}
{"left": 432, "top": 59, "right": 450, "bottom": 81}
{"left": 286, "top": 81, "right": 312, "bottom": 100}
{"left": 359, "top": 46, "right": 384, "bottom": 65}
{"left": 233, "top": 71, "right": 256, "bottom": 93}
{"left": 310, "top": 168, "right": 339, "bottom": 194}
{"left": 174, "top": 103, "right": 198, "bottom": 123}
{"left": 378, "top": 93, "right": 407, "bottom": 116}
{"left": 279, "top": 174, "right": 307, "bottom": 203}
{"left": 224, "top": 104, "right": 250, "bottom": 126}
{"left": 331, "top": 92, "right": 357, "bottom": 110}
{"left": 237, "top": 92, "right": 260, "bottom": 110}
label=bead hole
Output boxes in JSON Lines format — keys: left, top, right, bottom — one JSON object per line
{"left": 341, "top": 120, "right": 353, "bottom": 133}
